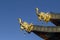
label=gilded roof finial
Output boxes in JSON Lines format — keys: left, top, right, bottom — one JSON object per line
{"left": 18, "top": 18, "right": 33, "bottom": 32}
{"left": 35, "top": 8, "right": 51, "bottom": 22}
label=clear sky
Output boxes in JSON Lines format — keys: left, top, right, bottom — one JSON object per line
{"left": 0, "top": 0, "right": 60, "bottom": 40}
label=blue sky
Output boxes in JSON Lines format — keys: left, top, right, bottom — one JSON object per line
{"left": 0, "top": 0, "right": 60, "bottom": 40}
